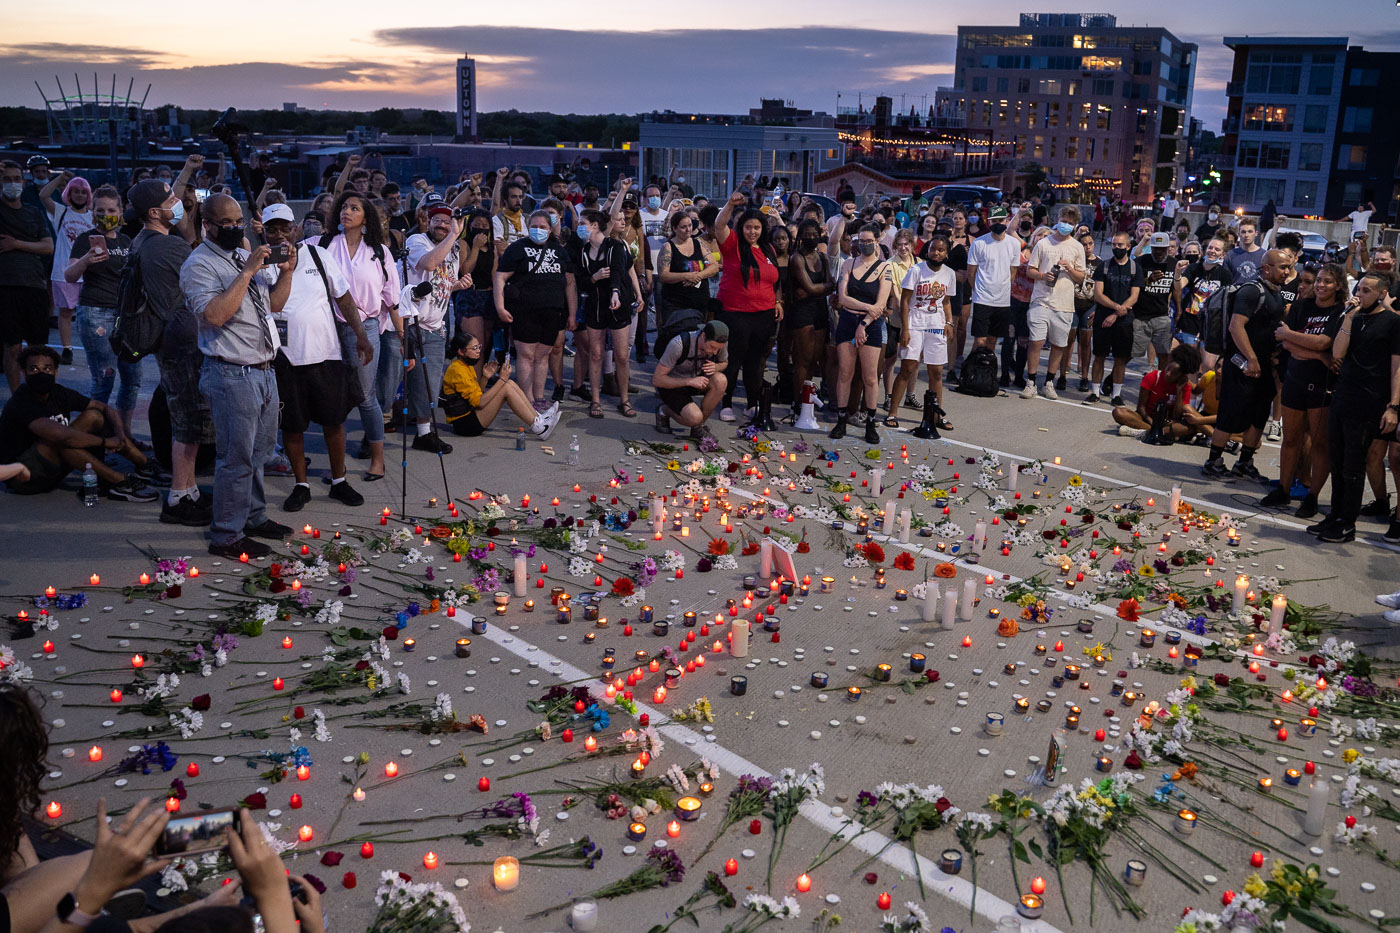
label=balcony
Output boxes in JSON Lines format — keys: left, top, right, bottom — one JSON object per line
{"left": 848, "top": 153, "right": 1016, "bottom": 180}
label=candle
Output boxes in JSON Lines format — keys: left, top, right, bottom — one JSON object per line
{"left": 874, "top": 663, "right": 892, "bottom": 682}
{"left": 298, "top": 825, "right": 313, "bottom": 842}
{"left": 289, "top": 793, "right": 302, "bottom": 809}
{"left": 360, "top": 841, "right": 374, "bottom": 858}
{"left": 940, "top": 848, "right": 963, "bottom": 874}
{"left": 667, "top": 820, "right": 681, "bottom": 838}
{"left": 1174, "top": 809, "right": 1197, "bottom": 835}
{"left": 759, "top": 538, "right": 773, "bottom": 578}
{"left": 384, "top": 761, "right": 399, "bottom": 777}
{"left": 877, "top": 892, "right": 892, "bottom": 911}
{"left": 973, "top": 520, "right": 986, "bottom": 554}
{"left": 959, "top": 578, "right": 976, "bottom": 620}
{"left": 731, "top": 619, "right": 749, "bottom": 658}
{"left": 402, "top": 638, "right": 416, "bottom": 652}
{"left": 626, "top": 822, "right": 647, "bottom": 841}
{"left": 584, "top": 735, "right": 598, "bottom": 752}
{"left": 898, "top": 509, "right": 911, "bottom": 543}
{"left": 724, "top": 858, "right": 739, "bottom": 876}
{"left": 110, "top": 689, "right": 122, "bottom": 703}
{"left": 921, "top": 584, "right": 939, "bottom": 623}
{"left": 1284, "top": 768, "right": 1302, "bottom": 786}
{"left": 730, "top": 675, "right": 748, "bottom": 696}
{"left": 422, "top": 851, "right": 439, "bottom": 870}
{"left": 187, "top": 762, "right": 200, "bottom": 778}
{"left": 87, "top": 746, "right": 103, "bottom": 762}
{"left": 352, "top": 786, "right": 365, "bottom": 802}
{"left": 1095, "top": 756, "right": 1113, "bottom": 773}
{"left": 296, "top": 764, "right": 310, "bottom": 781}
{"left": 811, "top": 671, "right": 829, "bottom": 688}
{"left": 872, "top": 468, "right": 885, "bottom": 496}
{"left": 1303, "top": 774, "right": 1329, "bottom": 836}
{"left": 131, "top": 654, "right": 144, "bottom": 668}
{"left": 1139, "top": 629, "right": 1155, "bottom": 648}
{"left": 941, "top": 587, "right": 957, "bottom": 630}
{"left": 1017, "top": 894, "right": 1044, "bottom": 919}
{"left": 1234, "top": 574, "right": 1249, "bottom": 613}
{"left": 676, "top": 797, "right": 702, "bottom": 821}
{"left": 455, "top": 638, "right": 472, "bottom": 658}
{"left": 493, "top": 856, "right": 520, "bottom": 891}
{"left": 846, "top": 686, "right": 862, "bottom": 702}
{"left": 796, "top": 872, "right": 812, "bottom": 893}
{"left": 571, "top": 899, "right": 599, "bottom": 932}
{"left": 1269, "top": 594, "right": 1287, "bottom": 636}
{"left": 1124, "top": 859, "right": 1147, "bottom": 886}
{"left": 46, "top": 801, "right": 61, "bottom": 819}
{"left": 1008, "top": 464, "right": 1017, "bottom": 491}
{"left": 985, "top": 712, "right": 1004, "bottom": 736}
{"left": 513, "top": 552, "right": 527, "bottom": 597}
{"left": 909, "top": 653, "right": 926, "bottom": 673}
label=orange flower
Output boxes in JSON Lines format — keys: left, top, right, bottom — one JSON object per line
{"left": 707, "top": 538, "right": 730, "bottom": 556}
{"left": 1171, "top": 761, "right": 1199, "bottom": 782}
{"left": 429, "top": 526, "right": 454, "bottom": 539}
{"left": 1116, "top": 598, "right": 1141, "bottom": 622}
{"left": 893, "top": 552, "right": 915, "bottom": 571}
{"left": 933, "top": 563, "right": 958, "bottom": 578}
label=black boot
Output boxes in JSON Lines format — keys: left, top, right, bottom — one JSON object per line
{"left": 863, "top": 412, "right": 880, "bottom": 444}
{"left": 911, "top": 391, "right": 940, "bottom": 439}
{"left": 749, "top": 382, "right": 776, "bottom": 432}
{"left": 828, "top": 415, "right": 847, "bottom": 440}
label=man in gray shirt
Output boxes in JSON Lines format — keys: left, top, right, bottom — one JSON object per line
{"left": 651, "top": 319, "right": 729, "bottom": 441}
{"left": 180, "top": 193, "right": 295, "bottom": 559}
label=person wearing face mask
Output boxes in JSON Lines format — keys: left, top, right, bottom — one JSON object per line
{"left": 886, "top": 233, "right": 956, "bottom": 435}
{"left": 63, "top": 185, "right": 142, "bottom": 435}
{"left": 945, "top": 210, "right": 972, "bottom": 378}
{"left": 455, "top": 208, "right": 498, "bottom": 376}
{"left": 1174, "top": 237, "right": 1231, "bottom": 359}
{"left": 181, "top": 193, "right": 298, "bottom": 559}
{"left": 1132, "top": 232, "right": 1181, "bottom": 374}
{"left": 1195, "top": 204, "right": 1224, "bottom": 243}
{"left": 403, "top": 203, "right": 473, "bottom": 452}
{"left": 39, "top": 171, "right": 93, "bottom": 365}
{"left": 785, "top": 218, "right": 835, "bottom": 417}
{"left": 0, "top": 344, "right": 162, "bottom": 499}
{"left": 1021, "top": 208, "right": 1088, "bottom": 400}
{"left": 883, "top": 230, "right": 919, "bottom": 409}
{"left": 495, "top": 210, "right": 578, "bottom": 412}
{"left": 576, "top": 209, "right": 638, "bottom": 418}
{"left": 0, "top": 159, "right": 56, "bottom": 393}
{"left": 966, "top": 205, "right": 1022, "bottom": 377}
{"left": 1087, "top": 231, "right": 1143, "bottom": 405}
{"left": 831, "top": 222, "right": 891, "bottom": 443}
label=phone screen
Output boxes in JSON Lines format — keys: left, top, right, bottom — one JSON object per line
{"left": 155, "top": 807, "right": 240, "bottom": 856}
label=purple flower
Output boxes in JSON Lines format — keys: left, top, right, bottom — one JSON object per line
{"left": 1153, "top": 559, "right": 1170, "bottom": 574}
{"left": 1112, "top": 557, "right": 1133, "bottom": 574}
{"left": 425, "top": 566, "right": 435, "bottom": 581}
{"left": 699, "top": 435, "right": 720, "bottom": 453}
{"left": 857, "top": 790, "right": 879, "bottom": 808}
{"left": 647, "top": 847, "right": 685, "bottom": 886}
{"left": 340, "top": 565, "right": 358, "bottom": 584}
{"left": 474, "top": 568, "right": 501, "bottom": 593}
{"left": 212, "top": 632, "right": 239, "bottom": 653}
{"left": 469, "top": 547, "right": 488, "bottom": 561}
{"left": 189, "top": 644, "right": 205, "bottom": 662}
{"left": 294, "top": 588, "right": 313, "bottom": 608}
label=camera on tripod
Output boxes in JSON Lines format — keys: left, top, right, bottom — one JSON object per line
{"left": 211, "top": 108, "right": 248, "bottom": 148}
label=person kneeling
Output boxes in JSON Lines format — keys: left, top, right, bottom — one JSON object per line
{"left": 652, "top": 320, "right": 730, "bottom": 441}
{"left": 439, "top": 335, "right": 558, "bottom": 439}
{"left": 0, "top": 346, "right": 162, "bottom": 501}
{"left": 1112, "top": 344, "right": 1202, "bottom": 442}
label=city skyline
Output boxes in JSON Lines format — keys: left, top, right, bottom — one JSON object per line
{"left": 5, "top": 2, "right": 1398, "bottom": 131}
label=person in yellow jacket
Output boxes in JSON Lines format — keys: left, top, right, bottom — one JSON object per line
{"left": 439, "top": 334, "right": 558, "bottom": 439}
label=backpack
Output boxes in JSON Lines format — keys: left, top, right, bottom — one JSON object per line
{"left": 1201, "top": 282, "right": 1242, "bottom": 356}
{"left": 109, "top": 233, "right": 166, "bottom": 364}
{"left": 957, "top": 345, "right": 1000, "bottom": 397}
{"left": 653, "top": 306, "right": 704, "bottom": 359}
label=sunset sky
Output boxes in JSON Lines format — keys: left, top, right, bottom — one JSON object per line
{"left": 5, "top": 1, "right": 1398, "bottom": 130}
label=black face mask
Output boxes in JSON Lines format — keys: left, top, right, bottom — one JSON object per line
{"left": 990, "top": 223, "right": 1007, "bottom": 236}
{"left": 26, "top": 371, "right": 55, "bottom": 394}
{"left": 1020, "top": 223, "right": 1033, "bottom": 234}
{"left": 211, "top": 224, "right": 244, "bottom": 251}
{"left": 800, "top": 237, "right": 819, "bottom": 251}
{"left": 1112, "top": 246, "right": 1129, "bottom": 260}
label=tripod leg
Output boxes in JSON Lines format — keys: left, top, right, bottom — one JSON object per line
{"left": 411, "top": 321, "right": 454, "bottom": 508}
{"left": 400, "top": 357, "right": 409, "bottom": 520}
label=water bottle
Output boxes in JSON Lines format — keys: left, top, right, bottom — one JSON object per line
{"left": 567, "top": 434, "right": 580, "bottom": 466}
{"left": 516, "top": 428, "right": 526, "bottom": 451}
{"left": 82, "top": 463, "right": 99, "bottom": 507}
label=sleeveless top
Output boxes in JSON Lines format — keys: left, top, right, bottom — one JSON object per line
{"left": 846, "top": 258, "right": 885, "bottom": 309}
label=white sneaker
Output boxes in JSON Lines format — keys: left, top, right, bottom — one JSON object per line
{"left": 1118, "top": 425, "right": 1145, "bottom": 438}
{"left": 1040, "top": 383, "right": 1059, "bottom": 401}
{"left": 719, "top": 407, "right": 736, "bottom": 422}
{"left": 1386, "top": 608, "right": 1400, "bottom": 624}
{"left": 1019, "top": 382, "right": 1037, "bottom": 399}
{"left": 1264, "top": 419, "right": 1282, "bottom": 441}
{"left": 535, "top": 406, "right": 559, "bottom": 441}
{"left": 1376, "top": 590, "right": 1400, "bottom": 610}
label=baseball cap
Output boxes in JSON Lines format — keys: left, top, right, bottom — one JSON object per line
{"left": 702, "top": 320, "right": 730, "bottom": 342}
{"left": 1148, "top": 232, "right": 1173, "bottom": 249}
{"left": 427, "top": 203, "right": 454, "bottom": 218}
{"left": 988, "top": 205, "right": 1009, "bottom": 220}
{"left": 26, "top": 155, "right": 50, "bottom": 168}
{"left": 127, "top": 179, "right": 174, "bottom": 216}
{"left": 261, "top": 203, "right": 295, "bottom": 224}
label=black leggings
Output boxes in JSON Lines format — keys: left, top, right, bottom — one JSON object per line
{"left": 1328, "top": 402, "right": 1383, "bottom": 526}
{"left": 720, "top": 308, "right": 776, "bottom": 409}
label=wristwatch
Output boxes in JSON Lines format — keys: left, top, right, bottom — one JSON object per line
{"left": 57, "top": 893, "right": 101, "bottom": 928}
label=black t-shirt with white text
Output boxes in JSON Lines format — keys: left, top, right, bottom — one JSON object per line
{"left": 71, "top": 229, "right": 132, "bottom": 309}
{"left": 0, "top": 382, "right": 91, "bottom": 462}
{"left": 1282, "top": 298, "right": 1343, "bottom": 389}
{"left": 1334, "top": 307, "right": 1400, "bottom": 408}
{"left": 1134, "top": 254, "right": 1176, "bottom": 319}
{"left": 498, "top": 238, "right": 574, "bottom": 313}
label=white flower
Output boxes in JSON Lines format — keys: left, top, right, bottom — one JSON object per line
{"left": 431, "top": 692, "right": 453, "bottom": 721}
{"left": 397, "top": 672, "right": 412, "bottom": 695}
{"left": 1334, "top": 820, "right": 1378, "bottom": 846}
{"left": 289, "top": 727, "right": 302, "bottom": 745}
{"left": 660, "top": 550, "right": 685, "bottom": 571}
{"left": 569, "top": 557, "right": 591, "bottom": 577}
{"left": 169, "top": 708, "right": 203, "bottom": 739}
{"left": 312, "top": 708, "right": 331, "bottom": 742}
{"left": 314, "top": 600, "right": 344, "bottom": 626}
{"left": 214, "top": 648, "right": 229, "bottom": 668}
{"left": 160, "top": 861, "right": 190, "bottom": 892}
{"left": 714, "top": 554, "right": 738, "bottom": 571}
{"left": 254, "top": 603, "right": 279, "bottom": 627}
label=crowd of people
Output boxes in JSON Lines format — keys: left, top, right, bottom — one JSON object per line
{"left": 2, "top": 152, "right": 1398, "bottom": 552}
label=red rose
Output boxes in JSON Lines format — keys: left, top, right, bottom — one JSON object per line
{"left": 934, "top": 797, "right": 952, "bottom": 814}
{"left": 1123, "top": 751, "right": 1143, "bottom": 770}
{"left": 269, "top": 563, "right": 283, "bottom": 579}
{"left": 293, "top": 706, "right": 306, "bottom": 719}
{"left": 382, "top": 626, "right": 399, "bottom": 640}
{"left": 269, "top": 580, "right": 287, "bottom": 593}
{"left": 242, "top": 792, "right": 267, "bottom": 810}
{"left": 1081, "top": 514, "right": 1094, "bottom": 523}
{"left": 321, "top": 851, "right": 344, "bottom": 866}
{"left": 796, "top": 542, "right": 810, "bottom": 553}
{"left": 486, "top": 526, "right": 501, "bottom": 537}
{"left": 191, "top": 694, "right": 211, "bottom": 711}
{"left": 1213, "top": 673, "right": 1231, "bottom": 687}
{"left": 354, "top": 660, "right": 370, "bottom": 671}
{"left": 925, "top": 670, "right": 940, "bottom": 683}
{"left": 342, "top": 872, "right": 357, "bottom": 889}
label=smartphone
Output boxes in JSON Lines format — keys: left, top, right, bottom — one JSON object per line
{"left": 155, "top": 807, "right": 240, "bottom": 856}
{"left": 265, "top": 243, "right": 291, "bottom": 265}
{"left": 88, "top": 235, "right": 107, "bottom": 258}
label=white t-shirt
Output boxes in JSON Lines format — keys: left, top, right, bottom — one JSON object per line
{"left": 1348, "top": 208, "right": 1373, "bottom": 236}
{"left": 1028, "top": 234, "right": 1086, "bottom": 314}
{"left": 263, "top": 244, "right": 347, "bottom": 367}
{"left": 1162, "top": 198, "right": 1180, "bottom": 219}
{"left": 967, "top": 232, "right": 1022, "bottom": 306}
{"left": 638, "top": 207, "right": 668, "bottom": 268}
{"left": 49, "top": 205, "right": 93, "bottom": 285}
{"left": 492, "top": 212, "right": 527, "bottom": 248}
{"left": 900, "top": 262, "right": 957, "bottom": 330}
{"left": 404, "top": 232, "right": 459, "bottom": 332}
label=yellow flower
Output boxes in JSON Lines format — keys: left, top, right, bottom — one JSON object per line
{"left": 1068, "top": 475, "right": 1083, "bottom": 487}
{"left": 667, "top": 459, "right": 680, "bottom": 470}
{"left": 1137, "top": 565, "right": 1155, "bottom": 577}
{"left": 1179, "top": 676, "right": 1198, "bottom": 691}
{"left": 1271, "top": 859, "right": 1287, "bottom": 883}
{"left": 1306, "top": 866, "right": 1319, "bottom": 882}
{"left": 1244, "top": 873, "right": 1267, "bottom": 897}
{"left": 1343, "top": 748, "right": 1360, "bottom": 763}
{"left": 1287, "top": 881, "right": 1302, "bottom": 896}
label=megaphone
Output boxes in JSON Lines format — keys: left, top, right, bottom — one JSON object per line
{"left": 794, "top": 380, "right": 820, "bottom": 431}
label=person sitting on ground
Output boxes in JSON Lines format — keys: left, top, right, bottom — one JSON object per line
{"left": 1112, "top": 343, "right": 1204, "bottom": 441}
{"left": 652, "top": 319, "right": 730, "bottom": 441}
{"left": 0, "top": 346, "right": 161, "bottom": 500}
{"left": 439, "top": 334, "right": 558, "bottom": 440}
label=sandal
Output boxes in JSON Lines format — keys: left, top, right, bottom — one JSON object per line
{"left": 617, "top": 401, "right": 637, "bottom": 418}
{"left": 883, "top": 416, "right": 900, "bottom": 428}
{"left": 937, "top": 418, "right": 954, "bottom": 431}
{"left": 588, "top": 402, "right": 605, "bottom": 419}
{"left": 363, "top": 472, "right": 385, "bottom": 482}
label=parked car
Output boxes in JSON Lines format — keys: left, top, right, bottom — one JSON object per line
{"left": 918, "top": 184, "right": 1005, "bottom": 207}
{"left": 1273, "top": 227, "right": 1329, "bottom": 262}
{"left": 794, "top": 192, "right": 841, "bottom": 220}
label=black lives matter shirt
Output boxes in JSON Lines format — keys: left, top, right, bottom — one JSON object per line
{"left": 1134, "top": 254, "right": 1175, "bottom": 319}
{"left": 498, "top": 238, "right": 574, "bottom": 314}
{"left": 1282, "top": 298, "right": 1343, "bottom": 389}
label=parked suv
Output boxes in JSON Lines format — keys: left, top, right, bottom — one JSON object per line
{"left": 918, "top": 184, "right": 1004, "bottom": 207}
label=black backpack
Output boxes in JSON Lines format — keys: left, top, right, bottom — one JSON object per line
{"left": 1201, "top": 282, "right": 1243, "bottom": 356}
{"left": 109, "top": 233, "right": 167, "bottom": 364}
{"left": 957, "top": 346, "right": 1000, "bottom": 397}
{"left": 653, "top": 307, "right": 704, "bottom": 359}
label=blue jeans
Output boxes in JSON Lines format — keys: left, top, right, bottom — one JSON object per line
{"left": 376, "top": 330, "right": 404, "bottom": 424}
{"left": 339, "top": 324, "right": 384, "bottom": 443}
{"left": 76, "top": 305, "right": 142, "bottom": 410}
{"left": 405, "top": 326, "right": 447, "bottom": 423}
{"left": 200, "top": 360, "right": 279, "bottom": 546}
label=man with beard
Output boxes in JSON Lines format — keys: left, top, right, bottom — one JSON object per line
{"left": 403, "top": 202, "right": 473, "bottom": 452}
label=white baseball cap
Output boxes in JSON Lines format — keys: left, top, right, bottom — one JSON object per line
{"left": 261, "top": 203, "right": 295, "bottom": 224}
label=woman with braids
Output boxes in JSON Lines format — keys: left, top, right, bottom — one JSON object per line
{"left": 785, "top": 218, "right": 835, "bottom": 418}
{"left": 318, "top": 190, "right": 402, "bottom": 480}
{"left": 713, "top": 191, "right": 781, "bottom": 424}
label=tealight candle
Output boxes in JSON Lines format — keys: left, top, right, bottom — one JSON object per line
{"left": 1284, "top": 768, "right": 1302, "bottom": 786}
{"left": 46, "top": 801, "right": 61, "bottom": 819}
{"left": 87, "top": 746, "right": 103, "bottom": 762}
{"left": 874, "top": 663, "right": 892, "bottom": 682}
{"left": 1175, "top": 809, "right": 1197, "bottom": 834}
{"left": 847, "top": 686, "right": 862, "bottom": 702}
{"left": 455, "top": 638, "right": 472, "bottom": 658}
{"left": 626, "top": 822, "right": 647, "bottom": 841}
{"left": 384, "top": 761, "right": 399, "bottom": 778}
{"left": 676, "top": 796, "right": 702, "bottom": 821}
{"left": 1017, "top": 894, "right": 1044, "bottom": 919}
{"left": 493, "top": 856, "right": 520, "bottom": 891}
{"left": 402, "top": 638, "right": 416, "bottom": 652}
{"left": 909, "top": 653, "right": 926, "bottom": 673}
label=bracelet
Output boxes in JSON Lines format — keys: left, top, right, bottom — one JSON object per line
{"left": 1340, "top": 329, "right": 1351, "bottom": 336}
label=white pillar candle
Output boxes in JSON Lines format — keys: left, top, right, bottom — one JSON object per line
{"left": 1233, "top": 574, "right": 1249, "bottom": 613}
{"left": 492, "top": 856, "right": 520, "bottom": 891}
{"left": 973, "top": 521, "right": 987, "bottom": 554}
{"left": 730, "top": 619, "right": 749, "bottom": 658}
{"left": 1007, "top": 465, "right": 1017, "bottom": 491}
{"left": 921, "top": 585, "right": 939, "bottom": 623}
{"left": 1303, "top": 773, "right": 1329, "bottom": 836}
{"left": 882, "top": 500, "right": 897, "bottom": 535}
{"left": 959, "top": 577, "right": 977, "bottom": 620}
{"left": 898, "top": 509, "right": 911, "bottom": 544}
{"left": 513, "top": 553, "right": 527, "bottom": 597}
{"left": 1268, "top": 594, "right": 1287, "bottom": 636}
{"left": 651, "top": 497, "right": 665, "bottom": 531}
{"left": 759, "top": 539, "right": 773, "bottom": 579}
{"left": 571, "top": 899, "right": 599, "bottom": 932}
{"left": 1168, "top": 485, "right": 1181, "bottom": 517}
{"left": 941, "top": 587, "right": 958, "bottom": 630}
{"left": 872, "top": 468, "right": 884, "bottom": 496}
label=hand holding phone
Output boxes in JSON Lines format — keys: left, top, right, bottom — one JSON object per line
{"left": 155, "top": 806, "right": 240, "bottom": 856}
{"left": 265, "top": 243, "right": 291, "bottom": 266}
{"left": 88, "top": 234, "right": 108, "bottom": 260}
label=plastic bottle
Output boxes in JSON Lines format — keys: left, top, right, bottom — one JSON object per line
{"left": 567, "top": 434, "right": 580, "bottom": 466}
{"left": 516, "top": 428, "right": 526, "bottom": 451}
{"left": 82, "top": 463, "right": 99, "bottom": 507}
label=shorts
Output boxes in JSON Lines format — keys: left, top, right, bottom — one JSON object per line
{"left": 5, "top": 445, "right": 69, "bottom": 494}
{"left": 899, "top": 326, "right": 949, "bottom": 366}
{"left": 453, "top": 289, "right": 494, "bottom": 321}
{"left": 157, "top": 351, "right": 216, "bottom": 445}
{"left": 786, "top": 299, "right": 828, "bottom": 331}
{"left": 1216, "top": 362, "right": 1276, "bottom": 434}
{"left": 274, "top": 355, "right": 360, "bottom": 434}
{"left": 1027, "top": 303, "right": 1073, "bottom": 346}
{"left": 1071, "top": 304, "right": 1093, "bottom": 331}
{"left": 1281, "top": 375, "right": 1330, "bottom": 411}
{"left": 658, "top": 386, "right": 699, "bottom": 415}
{"left": 1131, "top": 315, "right": 1172, "bottom": 358}
{"left": 0, "top": 285, "right": 50, "bottom": 347}
{"left": 970, "top": 303, "right": 1010, "bottom": 339}
{"left": 1176, "top": 310, "right": 1201, "bottom": 338}
{"left": 511, "top": 307, "right": 566, "bottom": 346}
{"left": 51, "top": 280, "right": 81, "bottom": 310}
{"left": 1092, "top": 311, "right": 1133, "bottom": 359}
{"left": 833, "top": 309, "right": 884, "bottom": 348}
{"left": 449, "top": 411, "right": 485, "bottom": 437}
